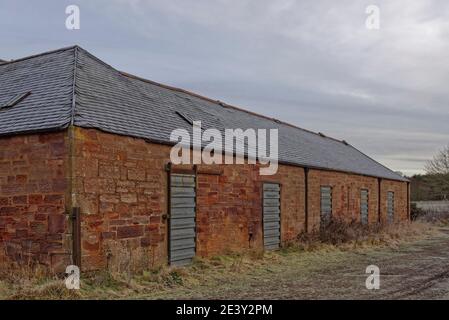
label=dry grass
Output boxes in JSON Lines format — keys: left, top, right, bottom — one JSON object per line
{"left": 0, "top": 220, "right": 443, "bottom": 300}
{"left": 294, "top": 218, "right": 440, "bottom": 252}
{"left": 416, "top": 211, "right": 449, "bottom": 225}
{"left": 0, "top": 263, "right": 81, "bottom": 300}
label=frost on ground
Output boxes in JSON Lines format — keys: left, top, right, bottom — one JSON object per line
{"left": 1, "top": 219, "right": 449, "bottom": 300}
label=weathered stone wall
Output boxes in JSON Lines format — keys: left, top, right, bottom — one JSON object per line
{"left": 380, "top": 179, "right": 409, "bottom": 223}
{"left": 73, "top": 128, "right": 307, "bottom": 269}
{"left": 0, "top": 132, "right": 70, "bottom": 270}
{"left": 307, "top": 170, "right": 380, "bottom": 230}
{"left": 0, "top": 127, "right": 409, "bottom": 272}
{"left": 195, "top": 163, "right": 305, "bottom": 257}
{"left": 72, "top": 128, "right": 169, "bottom": 271}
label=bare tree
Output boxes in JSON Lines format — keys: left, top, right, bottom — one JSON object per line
{"left": 425, "top": 145, "right": 449, "bottom": 175}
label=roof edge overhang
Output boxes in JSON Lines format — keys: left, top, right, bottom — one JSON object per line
{"left": 0, "top": 124, "right": 70, "bottom": 139}
{"left": 0, "top": 45, "right": 78, "bottom": 67}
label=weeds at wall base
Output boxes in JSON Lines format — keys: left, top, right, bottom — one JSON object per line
{"left": 0, "top": 219, "right": 445, "bottom": 299}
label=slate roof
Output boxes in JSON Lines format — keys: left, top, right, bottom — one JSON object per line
{"left": 0, "top": 46, "right": 407, "bottom": 181}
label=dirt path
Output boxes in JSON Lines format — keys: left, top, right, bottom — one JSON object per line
{"left": 138, "top": 228, "right": 449, "bottom": 300}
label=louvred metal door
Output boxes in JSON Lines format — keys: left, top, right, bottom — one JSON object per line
{"left": 169, "top": 174, "right": 196, "bottom": 265}
{"left": 263, "top": 183, "right": 281, "bottom": 250}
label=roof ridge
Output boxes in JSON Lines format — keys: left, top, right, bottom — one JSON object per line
{"left": 0, "top": 45, "right": 78, "bottom": 67}
{"left": 119, "top": 71, "right": 348, "bottom": 145}
{"left": 70, "top": 46, "right": 79, "bottom": 125}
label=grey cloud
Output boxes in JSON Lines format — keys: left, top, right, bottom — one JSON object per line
{"left": 1, "top": 0, "right": 449, "bottom": 175}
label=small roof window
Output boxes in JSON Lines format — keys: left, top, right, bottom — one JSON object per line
{"left": 0, "top": 91, "right": 31, "bottom": 109}
{"left": 176, "top": 111, "right": 194, "bottom": 126}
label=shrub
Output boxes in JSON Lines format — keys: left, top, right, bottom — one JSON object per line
{"left": 295, "top": 218, "right": 434, "bottom": 251}
{"left": 410, "top": 203, "right": 425, "bottom": 221}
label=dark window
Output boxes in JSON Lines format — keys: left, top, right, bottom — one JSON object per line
{"left": 320, "top": 186, "right": 332, "bottom": 228}
{"left": 387, "top": 192, "right": 395, "bottom": 224}
{"left": 360, "top": 189, "right": 369, "bottom": 225}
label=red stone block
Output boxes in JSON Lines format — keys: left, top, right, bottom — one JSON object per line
{"left": 117, "top": 225, "right": 144, "bottom": 239}
{"left": 12, "top": 195, "right": 27, "bottom": 205}
{"left": 48, "top": 214, "right": 66, "bottom": 234}
{"left": 15, "top": 175, "right": 27, "bottom": 184}
{"left": 15, "top": 229, "right": 28, "bottom": 238}
{"left": 44, "top": 194, "right": 64, "bottom": 204}
{"left": 121, "top": 193, "right": 137, "bottom": 204}
{"left": 116, "top": 203, "right": 130, "bottom": 215}
{"left": 50, "top": 253, "right": 72, "bottom": 273}
{"left": 29, "top": 195, "right": 44, "bottom": 205}
{"left": 101, "top": 232, "right": 116, "bottom": 240}
{"left": 140, "top": 237, "right": 151, "bottom": 247}
{"left": 30, "top": 221, "right": 47, "bottom": 234}
{"left": 0, "top": 206, "right": 19, "bottom": 215}
{"left": 51, "top": 179, "right": 67, "bottom": 193}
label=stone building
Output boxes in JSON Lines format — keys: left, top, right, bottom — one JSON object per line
{"left": 0, "top": 46, "right": 409, "bottom": 271}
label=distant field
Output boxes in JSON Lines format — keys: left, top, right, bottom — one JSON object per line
{"left": 414, "top": 201, "right": 449, "bottom": 213}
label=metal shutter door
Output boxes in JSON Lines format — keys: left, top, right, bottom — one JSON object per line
{"left": 263, "top": 183, "right": 281, "bottom": 250}
{"left": 169, "top": 174, "right": 196, "bottom": 265}
{"left": 387, "top": 191, "right": 394, "bottom": 224}
{"left": 360, "top": 189, "right": 369, "bottom": 225}
{"left": 320, "top": 186, "right": 332, "bottom": 228}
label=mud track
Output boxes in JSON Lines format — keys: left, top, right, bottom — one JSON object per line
{"left": 142, "top": 228, "right": 449, "bottom": 300}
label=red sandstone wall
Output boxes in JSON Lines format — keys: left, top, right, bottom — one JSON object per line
{"left": 72, "top": 128, "right": 169, "bottom": 271}
{"left": 0, "top": 132, "right": 70, "bottom": 270}
{"left": 307, "top": 170, "right": 380, "bottom": 231}
{"left": 307, "top": 170, "right": 409, "bottom": 231}
{"left": 72, "top": 128, "right": 408, "bottom": 270}
{"left": 73, "top": 128, "right": 307, "bottom": 268}
{"left": 380, "top": 179, "right": 409, "bottom": 223}
{"left": 195, "top": 164, "right": 305, "bottom": 257}
{"left": 0, "top": 127, "right": 410, "bottom": 272}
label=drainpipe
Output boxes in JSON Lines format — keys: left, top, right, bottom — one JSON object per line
{"left": 71, "top": 207, "right": 81, "bottom": 269}
{"left": 304, "top": 168, "right": 309, "bottom": 233}
{"left": 378, "top": 178, "right": 382, "bottom": 224}
{"left": 165, "top": 162, "right": 172, "bottom": 264}
{"left": 407, "top": 181, "right": 411, "bottom": 221}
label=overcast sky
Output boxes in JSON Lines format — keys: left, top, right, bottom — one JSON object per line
{"left": 2, "top": 0, "right": 449, "bottom": 175}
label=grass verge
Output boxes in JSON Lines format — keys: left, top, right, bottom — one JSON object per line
{"left": 0, "top": 220, "right": 444, "bottom": 300}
